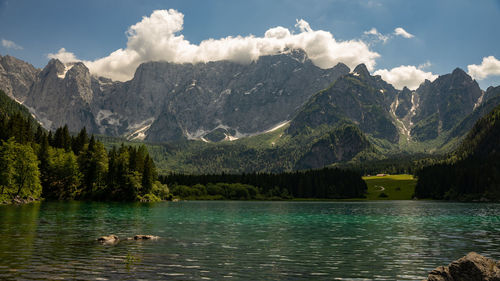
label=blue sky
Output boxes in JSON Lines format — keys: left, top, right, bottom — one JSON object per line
{"left": 1, "top": 0, "right": 500, "bottom": 89}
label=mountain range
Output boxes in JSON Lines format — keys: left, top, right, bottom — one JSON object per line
{"left": 1, "top": 50, "right": 499, "bottom": 173}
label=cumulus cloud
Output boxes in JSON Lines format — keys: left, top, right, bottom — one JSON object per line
{"left": 394, "top": 27, "right": 414, "bottom": 38}
{"left": 374, "top": 64, "right": 437, "bottom": 90}
{"left": 48, "top": 48, "right": 80, "bottom": 63}
{"left": 49, "top": 9, "right": 380, "bottom": 81}
{"left": 467, "top": 56, "right": 500, "bottom": 80}
{"left": 1, "top": 38, "right": 23, "bottom": 50}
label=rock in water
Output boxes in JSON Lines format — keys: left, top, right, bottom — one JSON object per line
{"left": 133, "top": 235, "right": 159, "bottom": 240}
{"left": 425, "top": 252, "right": 500, "bottom": 281}
{"left": 97, "top": 235, "right": 119, "bottom": 244}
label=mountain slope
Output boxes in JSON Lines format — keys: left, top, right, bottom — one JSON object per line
{"left": 410, "top": 68, "right": 482, "bottom": 141}
{"left": 447, "top": 85, "right": 500, "bottom": 142}
{"left": 287, "top": 64, "right": 399, "bottom": 143}
{"left": 0, "top": 89, "right": 35, "bottom": 121}
{"left": 2, "top": 52, "right": 500, "bottom": 174}
{"left": 415, "top": 104, "right": 500, "bottom": 200}
{"left": 0, "top": 88, "right": 43, "bottom": 143}
{"left": 0, "top": 55, "right": 38, "bottom": 102}
{"left": 24, "top": 60, "right": 98, "bottom": 131}
{"left": 136, "top": 121, "right": 375, "bottom": 174}
{"left": 1, "top": 50, "right": 350, "bottom": 142}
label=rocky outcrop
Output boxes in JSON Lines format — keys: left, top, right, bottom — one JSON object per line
{"left": 425, "top": 252, "right": 500, "bottom": 281}
{"left": 287, "top": 65, "right": 400, "bottom": 143}
{"left": 411, "top": 68, "right": 483, "bottom": 141}
{"left": 24, "top": 60, "right": 98, "bottom": 131}
{"left": 140, "top": 50, "right": 350, "bottom": 142}
{"left": 0, "top": 54, "right": 39, "bottom": 102}
{"left": 2, "top": 50, "right": 350, "bottom": 142}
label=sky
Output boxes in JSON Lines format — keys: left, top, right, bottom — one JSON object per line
{"left": 1, "top": 0, "right": 500, "bottom": 90}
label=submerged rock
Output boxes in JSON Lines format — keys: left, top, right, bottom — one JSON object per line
{"left": 425, "top": 252, "right": 500, "bottom": 281}
{"left": 97, "top": 235, "right": 119, "bottom": 244}
{"left": 98, "top": 234, "right": 159, "bottom": 244}
{"left": 133, "top": 235, "right": 159, "bottom": 240}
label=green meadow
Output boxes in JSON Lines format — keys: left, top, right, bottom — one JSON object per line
{"left": 363, "top": 174, "right": 417, "bottom": 200}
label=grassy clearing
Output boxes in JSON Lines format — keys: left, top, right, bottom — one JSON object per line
{"left": 362, "top": 174, "right": 416, "bottom": 200}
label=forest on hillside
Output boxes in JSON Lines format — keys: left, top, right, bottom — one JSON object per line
{"left": 415, "top": 105, "right": 500, "bottom": 201}
{"left": 0, "top": 91, "right": 169, "bottom": 204}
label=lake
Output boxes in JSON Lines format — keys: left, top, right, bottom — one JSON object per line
{"left": 0, "top": 201, "right": 499, "bottom": 280}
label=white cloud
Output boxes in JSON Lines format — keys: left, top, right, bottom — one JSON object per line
{"left": 363, "top": 27, "right": 389, "bottom": 44}
{"left": 374, "top": 65, "right": 437, "bottom": 90}
{"left": 418, "top": 61, "right": 432, "bottom": 69}
{"left": 49, "top": 9, "right": 380, "bottom": 81}
{"left": 467, "top": 56, "right": 500, "bottom": 80}
{"left": 394, "top": 27, "right": 414, "bottom": 39}
{"left": 1, "top": 38, "right": 23, "bottom": 50}
{"left": 48, "top": 48, "right": 80, "bottom": 64}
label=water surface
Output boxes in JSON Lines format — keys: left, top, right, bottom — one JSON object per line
{"left": 0, "top": 201, "right": 499, "bottom": 280}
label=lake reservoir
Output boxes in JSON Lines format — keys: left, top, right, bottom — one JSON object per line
{"left": 0, "top": 201, "right": 499, "bottom": 280}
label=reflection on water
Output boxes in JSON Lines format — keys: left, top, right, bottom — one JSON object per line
{"left": 0, "top": 201, "right": 499, "bottom": 280}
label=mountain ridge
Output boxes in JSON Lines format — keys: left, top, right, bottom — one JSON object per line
{"left": 1, "top": 51, "right": 499, "bottom": 173}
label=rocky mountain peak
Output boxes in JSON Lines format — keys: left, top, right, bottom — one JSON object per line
{"left": 0, "top": 54, "right": 39, "bottom": 101}
{"left": 410, "top": 65, "right": 483, "bottom": 141}
{"left": 284, "top": 48, "right": 309, "bottom": 62}
{"left": 450, "top": 67, "right": 476, "bottom": 87}
{"left": 353, "top": 63, "right": 370, "bottom": 78}
{"left": 66, "top": 62, "right": 90, "bottom": 78}
{"left": 401, "top": 86, "right": 411, "bottom": 93}
{"left": 1, "top": 55, "right": 35, "bottom": 73}
{"left": 451, "top": 67, "right": 468, "bottom": 77}
{"left": 41, "top": 59, "right": 65, "bottom": 78}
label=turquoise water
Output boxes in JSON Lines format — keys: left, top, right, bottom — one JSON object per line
{"left": 0, "top": 201, "right": 499, "bottom": 280}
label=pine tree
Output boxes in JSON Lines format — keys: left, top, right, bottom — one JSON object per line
{"left": 142, "top": 155, "right": 154, "bottom": 195}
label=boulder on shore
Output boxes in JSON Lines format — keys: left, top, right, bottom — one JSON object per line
{"left": 97, "top": 235, "right": 119, "bottom": 244}
{"left": 425, "top": 252, "right": 500, "bottom": 281}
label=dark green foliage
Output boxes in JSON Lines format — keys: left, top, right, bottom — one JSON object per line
{"left": 415, "top": 105, "right": 500, "bottom": 200}
{"left": 41, "top": 147, "right": 81, "bottom": 200}
{"left": 411, "top": 113, "right": 440, "bottom": 141}
{"left": 0, "top": 138, "right": 42, "bottom": 201}
{"left": 52, "top": 125, "right": 71, "bottom": 151}
{"left": 162, "top": 167, "right": 367, "bottom": 199}
{"left": 0, "top": 89, "right": 36, "bottom": 125}
{"left": 0, "top": 91, "right": 165, "bottom": 203}
{"left": 295, "top": 124, "right": 373, "bottom": 170}
{"left": 72, "top": 127, "right": 88, "bottom": 155}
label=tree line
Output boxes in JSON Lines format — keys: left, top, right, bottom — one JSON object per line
{"left": 161, "top": 167, "right": 367, "bottom": 199}
{"left": 0, "top": 112, "right": 168, "bottom": 203}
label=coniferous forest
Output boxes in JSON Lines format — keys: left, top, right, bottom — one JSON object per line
{"left": 161, "top": 168, "right": 367, "bottom": 200}
{"left": 414, "top": 105, "right": 500, "bottom": 201}
{"left": 0, "top": 90, "right": 168, "bottom": 203}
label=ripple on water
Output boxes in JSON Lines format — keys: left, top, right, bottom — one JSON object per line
{"left": 0, "top": 201, "right": 499, "bottom": 280}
